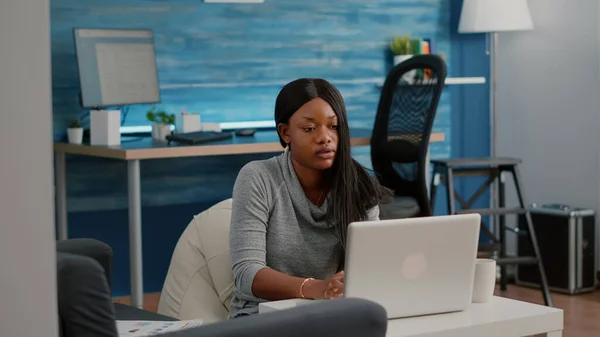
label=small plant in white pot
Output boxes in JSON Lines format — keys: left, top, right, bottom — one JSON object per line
{"left": 67, "top": 118, "right": 84, "bottom": 144}
{"left": 390, "top": 35, "right": 417, "bottom": 83}
{"left": 147, "top": 106, "right": 175, "bottom": 143}
{"left": 390, "top": 35, "right": 414, "bottom": 65}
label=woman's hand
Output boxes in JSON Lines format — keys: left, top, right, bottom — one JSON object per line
{"left": 303, "top": 272, "right": 344, "bottom": 300}
{"left": 325, "top": 271, "right": 344, "bottom": 299}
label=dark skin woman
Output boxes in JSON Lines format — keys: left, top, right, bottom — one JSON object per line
{"left": 228, "top": 78, "right": 391, "bottom": 318}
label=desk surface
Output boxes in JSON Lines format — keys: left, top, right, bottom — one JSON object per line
{"left": 259, "top": 296, "right": 563, "bottom": 337}
{"left": 386, "top": 296, "right": 562, "bottom": 337}
{"left": 54, "top": 129, "right": 445, "bottom": 161}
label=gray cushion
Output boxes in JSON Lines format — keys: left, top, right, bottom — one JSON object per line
{"left": 167, "top": 298, "right": 388, "bottom": 337}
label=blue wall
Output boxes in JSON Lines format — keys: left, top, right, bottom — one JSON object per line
{"left": 51, "top": 0, "right": 489, "bottom": 296}
{"left": 52, "top": 0, "right": 455, "bottom": 211}
{"left": 448, "top": 0, "right": 491, "bottom": 221}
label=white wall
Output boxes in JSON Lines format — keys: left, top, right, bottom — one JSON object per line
{"left": 0, "top": 0, "right": 58, "bottom": 336}
{"left": 495, "top": 0, "right": 600, "bottom": 267}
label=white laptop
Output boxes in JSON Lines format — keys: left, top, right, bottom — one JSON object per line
{"left": 343, "top": 213, "right": 481, "bottom": 319}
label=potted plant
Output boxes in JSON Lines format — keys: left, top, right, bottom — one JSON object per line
{"left": 390, "top": 34, "right": 414, "bottom": 66}
{"left": 67, "top": 118, "right": 83, "bottom": 144}
{"left": 147, "top": 106, "right": 175, "bottom": 142}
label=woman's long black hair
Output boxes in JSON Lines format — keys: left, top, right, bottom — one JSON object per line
{"left": 274, "top": 78, "right": 392, "bottom": 248}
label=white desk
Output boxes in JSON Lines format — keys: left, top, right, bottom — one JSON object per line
{"left": 259, "top": 296, "right": 563, "bottom": 337}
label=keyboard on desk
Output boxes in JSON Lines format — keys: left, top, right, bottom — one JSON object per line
{"left": 166, "top": 131, "right": 234, "bottom": 145}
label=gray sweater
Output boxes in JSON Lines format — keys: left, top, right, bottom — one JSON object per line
{"left": 228, "top": 152, "right": 379, "bottom": 318}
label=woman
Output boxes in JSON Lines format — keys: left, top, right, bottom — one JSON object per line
{"left": 229, "top": 78, "right": 391, "bottom": 318}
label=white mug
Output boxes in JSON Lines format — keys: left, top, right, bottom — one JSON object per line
{"left": 472, "top": 258, "right": 496, "bottom": 303}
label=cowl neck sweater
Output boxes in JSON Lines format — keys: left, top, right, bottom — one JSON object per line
{"left": 278, "top": 150, "right": 333, "bottom": 229}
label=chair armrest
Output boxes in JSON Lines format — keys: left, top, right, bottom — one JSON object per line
{"left": 56, "top": 252, "right": 118, "bottom": 337}
{"left": 159, "top": 298, "right": 387, "bottom": 337}
{"left": 56, "top": 238, "right": 113, "bottom": 289}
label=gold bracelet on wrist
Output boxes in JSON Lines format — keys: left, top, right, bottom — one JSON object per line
{"left": 300, "top": 277, "right": 315, "bottom": 299}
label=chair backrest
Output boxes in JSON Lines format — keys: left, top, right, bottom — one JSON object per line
{"left": 371, "top": 54, "right": 447, "bottom": 216}
{"left": 157, "top": 199, "right": 235, "bottom": 324}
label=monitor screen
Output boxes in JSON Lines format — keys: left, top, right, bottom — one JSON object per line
{"left": 74, "top": 28, "right": 161, "bottom": 108}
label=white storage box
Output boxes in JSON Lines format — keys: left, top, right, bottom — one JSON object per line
{"left": 90, "top": 109, "right": 121, "bottom": 146}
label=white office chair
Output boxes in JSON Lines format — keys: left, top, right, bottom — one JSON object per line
{"left": 157, "top": 199, "right": 235, "bottom": 324}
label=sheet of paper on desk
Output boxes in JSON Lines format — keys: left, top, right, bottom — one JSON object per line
{"left": 116, "top": 319, "right": 203, "bottom": 337}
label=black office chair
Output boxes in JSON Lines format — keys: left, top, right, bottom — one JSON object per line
{"left": 371, "top": 54, "right": 447, "bottom": 219}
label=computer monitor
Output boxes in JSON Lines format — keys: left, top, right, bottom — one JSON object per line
{"left": 74, "top": 28, "right": 161, "bottom": 108}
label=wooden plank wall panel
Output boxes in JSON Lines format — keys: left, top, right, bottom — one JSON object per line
{"left": 50, "top": 0, "right": 452, "bottom": 211}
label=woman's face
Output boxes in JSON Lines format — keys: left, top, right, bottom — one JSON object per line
{"left": 278, "top": 97, "right": 339, "bottom": 171}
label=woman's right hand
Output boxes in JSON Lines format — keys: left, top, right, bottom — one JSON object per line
{"left": 303, "top": 272, "right": 344, "bottom": 300}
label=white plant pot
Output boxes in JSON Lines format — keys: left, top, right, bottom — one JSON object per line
{"left": 67, "top": 127, "right": 83, "bottom": 144}
{"left": 393, "top": 54, "right": 413, "bottom": 66}
{"left": 393, "top": 54, "right": 417, "bottom": 84}
{"left": 152, "top": 123, "right": 171, "bottom": 142}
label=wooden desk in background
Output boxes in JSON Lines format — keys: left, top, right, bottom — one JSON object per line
{"left": 53, "top": 129, "right": 445, "bottom": 308}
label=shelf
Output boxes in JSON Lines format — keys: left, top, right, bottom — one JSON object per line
{"left": 375, "top": 77, "right": 486, "bottom": 88}
{"left": 444, "top": 77, "right": 486, "bottom": 84}
{"left": 160, "top": 77, "right": 486, "bottom": 91}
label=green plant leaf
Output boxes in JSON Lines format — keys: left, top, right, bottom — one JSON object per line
{"left": 390, "top": 34, "right": 413, "bottom": 55}
{"left": 146, "top": 111, "right": 156, "bottom": 122}
{"left": 68, "top": 118, "right": 81, "bottom": 128}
